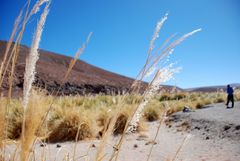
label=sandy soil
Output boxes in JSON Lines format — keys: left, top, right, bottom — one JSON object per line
{"left": 4, "top": 102, "right": 240, "bottom": 161}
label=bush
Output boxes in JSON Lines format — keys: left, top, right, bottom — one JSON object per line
{"left": 6, "top": 106, "right": 23, "bottom": 139}
{"left": 113, "top": 113, "right": 128, "bottom": 135}
{"left": 195, "top": 102, "right": 204, "bottom": 109}
{"left": 144, "top": 107, "right": 159, "bottom": 122}
{"left": 159, "top": 93, "right": 171, "bottom": 101}
{"left": 172, "top": 93, "right": 186, "bottom": 100}
{"left": 214, "top": 97, "right": 225, "bottom": 103}
{"left": 47, "top": 112, "right": 93, "bottom": 143}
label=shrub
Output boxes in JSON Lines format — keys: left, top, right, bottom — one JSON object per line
{"left": 172, "top": 93, "right": 186, "bottom": 100}
{"left": 214, "top": 97, "right": 225, "bottom": 103}
{"left": 203, "top": 99, "right": 212, "bottom": 105}
{"left": 159, "top": 93, "right": 171, "bottom": 101}
{"left": 144, "top": 107, "right": 159, "bottom": 122}
{"left": 6, "top": 106, "right": 23, "bottom": 139}
{"left": 112, "top": 113, "right": 128, "bottom": 135}
{"left": 195, "top": 102, "right": 204, "bottom": 109}
{"left": 47, "top": 111, "right": 93, "bottom": 142}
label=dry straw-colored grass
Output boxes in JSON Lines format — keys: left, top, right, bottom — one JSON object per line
{"left": 1, "top": 1, "right": 239, "bottom": 161}
{"left": 1, "top": 89, "right": 240, "bottom": 160}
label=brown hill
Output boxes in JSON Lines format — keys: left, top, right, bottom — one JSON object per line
{"left": 0, "top": 40, "right": 136, "bottom": 96}
{"left": 0, "top": 41, "right": 183, "bottom": 97}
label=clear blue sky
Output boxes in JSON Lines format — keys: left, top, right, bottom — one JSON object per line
{"left": 1, "top": 0, "right": 240, "bottom": 88}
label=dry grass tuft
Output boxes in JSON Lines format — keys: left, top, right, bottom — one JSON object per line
{"left": 21, "top": 90, "right": 50, "bottom": 161}
{"left": 47, "top": 109, "right": 94, "bottom": 143}
{"left": 0, "top": 99, "right": 8, "bottom": 148}
{"left": 113, "top": 113, "right": 128, "bottom": 135}
{"left": 195, "top": 101, "right": 204, "bottom": 109}
{"left": 144, "top": 106, "right": 160, "bottom": 122}
{"left": 6, "top": 105, "right": 23, "bottom": 139}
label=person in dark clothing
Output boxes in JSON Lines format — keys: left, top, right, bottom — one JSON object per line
{"left": 226, "top": 85, "right": 234, "bottom": 108}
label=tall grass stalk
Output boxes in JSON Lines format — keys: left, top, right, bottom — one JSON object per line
{"left": 21, "top": 2, "right": 50, "bottom": 161}
{"left": 129, "top": 65, "right": 181, "bottom": 132}
{"left": 172, "top": 134, "right": 192, "bottom": 161}
{"left": 94, "top": 96, "right": 128, "bottom": 161}
{"left": 34, "top": 32, "right": 93, "bottom": 148}
{"left": 64, "top": 32, "right": 93, "bottom": 81}
{"left": 0, "top": 10, "right": 22, "bottom": 88}
{"left": 129, "top": 27, "right": 202, "bottom": 129}
{"left": 131, "top": 13, "right": 168, "bottom": 92}
{"left": 2, "top": 0, "right": 49, "bottom": 98}
{"left": 146, "top": 103, "right": 169, "bottom": 161}
{"left": 95, "top": 15, "right": 170, "bottom": 161}
{"left": 8, "top": 0, "right": 33, "bottom": 98}
{"left": 108, "top": 22, "right": 201, "bottom": 161}
{"left": 23, "top": 2, "right": 50, "bottom": 109}
{"left": 108, "top": 68, "right": 178, "bottom": 161}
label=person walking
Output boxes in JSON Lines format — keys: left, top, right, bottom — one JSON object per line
{"left": 226, "top": 84, "right": 234, "bottom": 108}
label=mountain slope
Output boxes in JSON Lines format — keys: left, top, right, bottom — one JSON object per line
{"left": 0, "top": 40, "right": 144, "bottom": 96}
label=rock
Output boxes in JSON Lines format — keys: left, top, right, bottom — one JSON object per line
{"left": 56, "top": 144, "right": 61, "bottom": 148}
{"left": 40, "top": 143, "right": 46, "bottom": 147}
{"left": 223, "top": 125, "right": 231, "bottom": 131}
{"left": 194, "top": 126, "right": 201, "bottom": 130}
{"left": 235, "top": 125, "right": 240, "bottom": 130}
{"left": 145, "top": 141, "right": 157, "bottom": 145}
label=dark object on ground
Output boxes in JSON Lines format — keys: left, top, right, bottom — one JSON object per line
{"left": 145, "top": 141, "right": 157, "bottom": 145}
{"left": 40, "top": 143, "right": 46, "bottom": 147}
{"left": 183, "top": 106, "right": 191, "bottom": 113}
{"left": 235, "top": 125, "right": 240, "bottom": 130}
{"left": 134, "top": 144, "right": 138, "bottom": 148}
{"left": 223, "top": 125, "right": 231, "bottom": 131}
{"left": 56, "top": 144, "right": 61, "bottom": 148}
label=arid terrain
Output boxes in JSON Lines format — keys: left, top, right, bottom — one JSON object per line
{"left": 1, "top": 1, "right": 239, "bottom": 161}
{"left": 4, "top": 102, "right": 240, "bottom": 161}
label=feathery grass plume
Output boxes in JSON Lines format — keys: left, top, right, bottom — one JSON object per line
{"left": 30, "top": 0, "right": 50, "bottom": 16}
{"left": 131, "top": 13, "right": 168, "bottom": 91}
{"left": 108, "top": 66, "right": 181, "bottom": 161}
{"left": 133, "top": 28, "right": 201, "bottom": 94}
{"left": 129, "top": 64, "right": 181, "bottom": 132}
{"left": 128, "top": 28, "right": 202, "bottom": 131}
{"left": 7, "top": 0, "right": 35, "bottom": 98}
{"left": 0, "top": 10, "right": 22, "bottom": 88}
{"left": 23, "top": 2, "right": 50, "bottom": 109}
{"left": 6, "top": 0, "right": 50, "bottom": 98}
{"left": 109, "top": 19, "right": 201, "bottom": 161}
{"left": 64, "top": 32, "right": 93, "bottom": 82}
{"left": 149, "top": 13, "right": 168, "bottom": 51}
{"left": 21, "top": 2, "right": 50, "bottom": 161}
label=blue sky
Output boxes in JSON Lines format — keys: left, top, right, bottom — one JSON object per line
{"left": 1, "top": 0, "right": 240, "bottom": 88}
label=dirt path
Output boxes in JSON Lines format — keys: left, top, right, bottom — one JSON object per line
{"left": 4, "top": 102, "right": 240, "bottom": 161}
